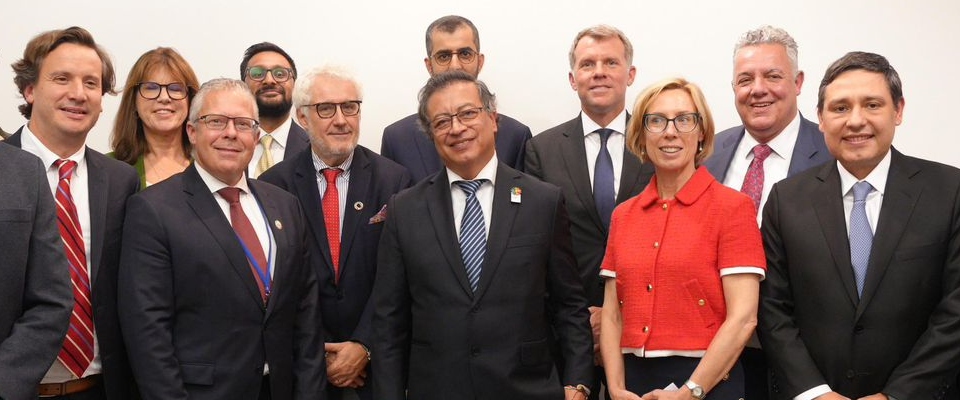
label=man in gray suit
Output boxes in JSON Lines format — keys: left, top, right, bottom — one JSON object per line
{"left": 0, "top": 145, "right": 73, "bottom": 400}
{"left": 702, "top": 26, "right": 831, "bottom": 400}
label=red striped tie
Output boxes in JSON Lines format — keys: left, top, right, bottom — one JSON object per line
{"left": 54, "top": 159, "right": 94, "bottom": 378}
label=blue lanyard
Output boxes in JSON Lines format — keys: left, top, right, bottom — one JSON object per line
{"left": 233, "top": 201, "right": 275, "bottom": 297}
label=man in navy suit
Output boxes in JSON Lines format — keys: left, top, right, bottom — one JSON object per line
{"left": 702, "top": 26, "right": 832, "bottom": 400}
{"left": 260, "top": 65, "right": 412, "bottom": 400}
{"left": 380, "top": 15, "right": 531, "bottom": 182}
{"left": 7, "top": 26, "right": 140, "bottom": 400}
{"left": 118, "top": 78, "right": 325, "bottom": 400}
{"left": 759, "top": 51, "right": 960, "bottom": 400}
{"left": 372, "top": 71, "right": 593, "bottom": 400}
{"left": 240, "top": 42, "right": 311, "bottom": 178}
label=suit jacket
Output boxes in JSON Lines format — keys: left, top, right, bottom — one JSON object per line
{"left": 259, "top": 145, "right": 411, "bottom": 399}
{"left": 118, "top": 165, "right": 325, "bottom": 400}
{"left": 704, "top": 115, "right": 831, "bottom": 183}
{"left": 524, "top": 114, "right": 654, "bottom": 306}
{"left": 380, "top": 113, "right": 532, "bottom": 182}
{"left": 5, "top": 131, "right": 140, "bottom": 399}
{"left": 372, "top": 164, "right": 593, "bottom": 400}
{"left": 758, "top": 149, "right": 960, "bottom": 399}
{"left": 284, "top": 120, "right": 311, "bottom": 160}
{"left": 0, "top": 145, "right": 72, "bottom": 400}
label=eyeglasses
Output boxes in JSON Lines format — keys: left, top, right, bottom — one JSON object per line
{"left": 246, "top": 66, "right": 294, "bottom": 82}
{"left": 430, "top": 106, "right": 485, "bottom": 133}
{"left": 138, "top": 82, "right": 189, "bottom": 100}
{"left": 643, "top": 113, "right": 701, "bottom": 134}
{"left": 195, "top": 114, "right": 260, "bottom": 134}
{"left": 431, "top": 48, "right": 478, "bottom": 66}
{"left": 308, "top": 101, "right": 362, "bottom": 119}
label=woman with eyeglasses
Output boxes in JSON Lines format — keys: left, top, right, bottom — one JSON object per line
{"left": 110, "top": 47, "right": 199, "bottom": 188}
{"left": 599, "top": 77, "right": 765, "bottom": 400}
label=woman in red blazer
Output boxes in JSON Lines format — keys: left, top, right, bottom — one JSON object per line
{"left": 599, "top": 77, "right": 766, "bottom": 400}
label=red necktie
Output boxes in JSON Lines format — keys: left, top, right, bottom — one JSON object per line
{"left": 54, "top": 159, "right": 94, "bottom": 378}
{"left": 322, "top": 168, "right": 342, "bottom": 282}
{"left": 740, "top": 144, "right": 773, "bottom": 212}
{"left": 218, "top": 187, "right": 269, "bottom": 303}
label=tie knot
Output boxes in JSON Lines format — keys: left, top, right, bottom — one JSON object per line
{"left": 322, "top": 168, "right": 341, "bottom": 184}
{"left": 55, "top": 159, "right": 77, "bottom": 180}
{"left": 260, "top": 134, "right": 274, "bottom": 147}
{"left": 595, "top": 128, "right": 614, "bottom": 144}
{"left": 752, "top": 144, "right": 773, "bottom": 161}
{"left": 852, "top": 181, "right": 874, "bottom": 202}
{"left": 218, "top": 187, "right": 243, "bottom": 204}
{"left": 455, "top": 179, "right": 485, "bottom": 196}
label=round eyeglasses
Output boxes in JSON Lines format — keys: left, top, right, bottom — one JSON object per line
{"left": 430, "top": 48, "right": 478, "bottom": 66}
{"left": 307, "top": 101, "right": 362, "bottom": 119}
{"left": 138, "top": 82, "right": 188, "bottom": 100}
{"left": 643, "top": 113, "right": 701, "bottom": 134}
{"left": 246, "top": 66, "right": 294, "bottom": 82}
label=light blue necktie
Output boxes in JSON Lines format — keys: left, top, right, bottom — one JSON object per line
{"left": 456, "top": 180, "right": 487, "bottom": 291}
{"left": 594, "top": 128, "right": 615, "bottom": 230}
{"left": 849, "top": 181, "right": 874, "bottom": 297}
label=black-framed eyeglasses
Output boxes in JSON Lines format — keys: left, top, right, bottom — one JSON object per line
{"left": 430, "top": 106, "right": 485, "bottom": 133}
{"left": 138, "top": 82, "right": 189, "bottom": 100}
{"left": 643, "top": 113, "right": 701, "bottom": 134}
{"left": 308, "top": 101, "right": 362, "bottom": 119}
{"left": 195, "top": 114, "right": 260, "bottom": 133}
{"left": 246, "top": 66, "right": 294, "bottom": 82}
{"left": 431, "top": 48, "right": 478, "bottom": 66}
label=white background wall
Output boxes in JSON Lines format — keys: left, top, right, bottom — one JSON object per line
{"left": 3, "top": 0, "right": 958, "bottom": 167}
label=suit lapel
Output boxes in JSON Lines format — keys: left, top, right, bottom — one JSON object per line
{"left": 293, "top": 151, "right": 334, "bottom": 273}
{"left": 788, "top": 117, "right": 828, "bottom": 176}
{"left": 812, "top": 163, "right": 861, "bottom": 307}
{"left": 183, "top": 165, "right": 265, "bottom": 308}
{"left": 707, "top": 128, "right": 744, "bottom": 182}
{"left": 85, "top": 149, "right": 107, "bottom": 284}
{"left": 856, "top": 150, "right": 918, "bottom": 319}
{"left": 474, "top": 165, "right": 520, "bottom": 301}
{"left": 560, "top": 116, "right": 603, "bottom": 230}
{"left": 340, "top": 149, "right": 371, "bottom": 274}
{"left": 414, "top": 127, "right": 441, "bottom": 178}
{"left": 426, "top": 171, "right": 474, "bottom": 297}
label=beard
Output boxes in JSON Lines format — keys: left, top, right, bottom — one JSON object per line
{"left": 256, "top": 85, "right": 293, "bottom": 119}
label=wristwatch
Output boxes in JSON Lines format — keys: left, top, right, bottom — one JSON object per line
{"left": 684, "top": 380, "right": 706, "bottom": 400}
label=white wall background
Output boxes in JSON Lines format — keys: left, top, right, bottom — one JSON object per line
{"left": 3, "top": 0, "right": 958, "bottom": 167}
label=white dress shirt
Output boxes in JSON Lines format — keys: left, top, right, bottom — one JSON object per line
{"left": 581, "top": 110, "right": 628, "bottom": 199}
{"left": 248, "top": 116, "right": 294, "bottom": 178}
{"left": 312, "top": 150, "right": 355, "bottom": 238}
{"left": 448, "top": 155, "right": 498, "bottom": 239}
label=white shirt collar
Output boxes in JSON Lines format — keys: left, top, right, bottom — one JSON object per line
{"left": 447, "top": 154, "right": 499, "bottom": 186}
{"left": 581, "top": 109, "right": 628, "bottom": 136}
{"left": 837, "top": 149, "right": 892, "bottom": 197}
{"left": 261, "top": 117, "right": 295, "bottom": 149}
{"left": 196, "top": 162, "right": 252, "bottom": 195}
{"left": 20, "top": 123, "right": 86, "bottom": 170}
{"left": 740, "top": 112, "right": 801, "bottom": 160}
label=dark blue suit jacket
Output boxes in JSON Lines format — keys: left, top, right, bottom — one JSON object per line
{"left": 380, "top": 113, "right": 531, "bottom": 182}
{"left": 704, "top": 115, "right": 832, "bottom": 183}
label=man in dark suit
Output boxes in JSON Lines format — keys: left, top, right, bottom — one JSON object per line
{"left": 380, "top": 15, "right": 531, "bottom": 182}
{"left": 240, "top": 42, "right": 310, "bottom": 178}
{"left": 372, "top": 71, "right": 593, "bottom": 400}
{"left": 118, "top": 79, "right": 324, "bottom": 400}
{"left": 0, "top": 145, "right": 73, "bottom": 400}
{"left": 759, "top": 52, "right": 960, "bottom": 400}
{"left": 524, "top": 25, "right": 653, "bottom": 397}
{"left": 702, "top": 26, "right": 832, "bottom": 400}
{"left": 7, "top": 26, "right": 140, "bottom": 399}
{"left": 260, "top": 65, "right": 411, "bottom": 400}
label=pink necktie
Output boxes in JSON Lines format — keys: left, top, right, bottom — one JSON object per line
{"left": 740, "top": 144, "right": 773, "bottom": 212}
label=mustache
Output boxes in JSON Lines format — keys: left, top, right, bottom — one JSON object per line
{"left": 256, "top": 84, "right": 285, "bottom": 96}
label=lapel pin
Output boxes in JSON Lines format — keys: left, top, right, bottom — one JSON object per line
{"left": 510, "top": 187, "right": 522, "bottom": 204}
{"left": 354, "top": 201, "right": 364, "bottom": 211}
{"left": 274, "top": 220, "right": 283, "bottom": 230}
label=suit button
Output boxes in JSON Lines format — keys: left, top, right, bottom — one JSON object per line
{"left": 698, "top": 299, "right": 706, "bottom": 306}
{"left": 470, "top": 347, "right": 480, "bottom": 357}
{"left": 846, "top": 370, "right": 856, "bottom": 379}
{"left": 653, "top": 242, "right": 659, "bottom": 248}
{"left": 643, "top": 326, "right": 650, "bottom": 333}
{"left": 647, "top": 284, "right": 653, "bottom": 292}
{"left": 470, "top": 306, "right": 479, "bottom": 314}
{"left": 854, "top": 325, "right": 864, "bottom": 333}
{"left": 662, "top": 203, "right": 668, "bottom": 210}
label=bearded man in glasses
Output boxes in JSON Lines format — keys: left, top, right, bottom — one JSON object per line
{"left": 240, "top": 42, "right": 310, "bottom": 178}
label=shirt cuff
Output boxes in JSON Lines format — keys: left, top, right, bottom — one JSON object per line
{"left": 719, "top": 266, "right": 766, "bottom": 281}
{"left": 794, "top": 384, "right": 831, "bottom": 400}
{"left": 599, "top": 269, "right": 616, "bottom": 279}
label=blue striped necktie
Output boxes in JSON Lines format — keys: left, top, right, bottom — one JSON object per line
{"left": 455, "top": 180, "right": 487, "bottom": 291}
{"left": 849, "top": 181, "right": 874, "bottom": 297}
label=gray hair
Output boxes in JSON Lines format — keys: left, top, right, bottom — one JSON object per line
{"left": 416, "top": 70, "right": 496, "bottom": 137}
{"left": 188, "top": 78, "right": 258, "bottom": 123}
{"left": 568, "top": 24, "right": 634, "bottom": 70}
{"left": 292, "top": 64, "right": 364, "bottom": 110}
{"left": 734, "top": 25, "right": 800, "bottom": 76}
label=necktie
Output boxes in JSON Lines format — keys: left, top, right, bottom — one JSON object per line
{"left": 456, "top": 180, "right": 487, "bottom": 291}
{"left": 54, "top": 159, "right": 94, "bottom": 378}
{"left": 594, "top": 128, "right": 615, "bottom": 230}
{"left": 740, "top": 144, "right": 773, "bottom": 212}
{"left": 218, "top": 187, "right": 269, "bottom": 303}
{"left": 322, "top": 168, "right": 342, "bottom": 282}
{"left": 255, "top": 135, "right": 275, "bottom": 177}
{"left": 849, "top": 181, "right": 874, "bottom": 297}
